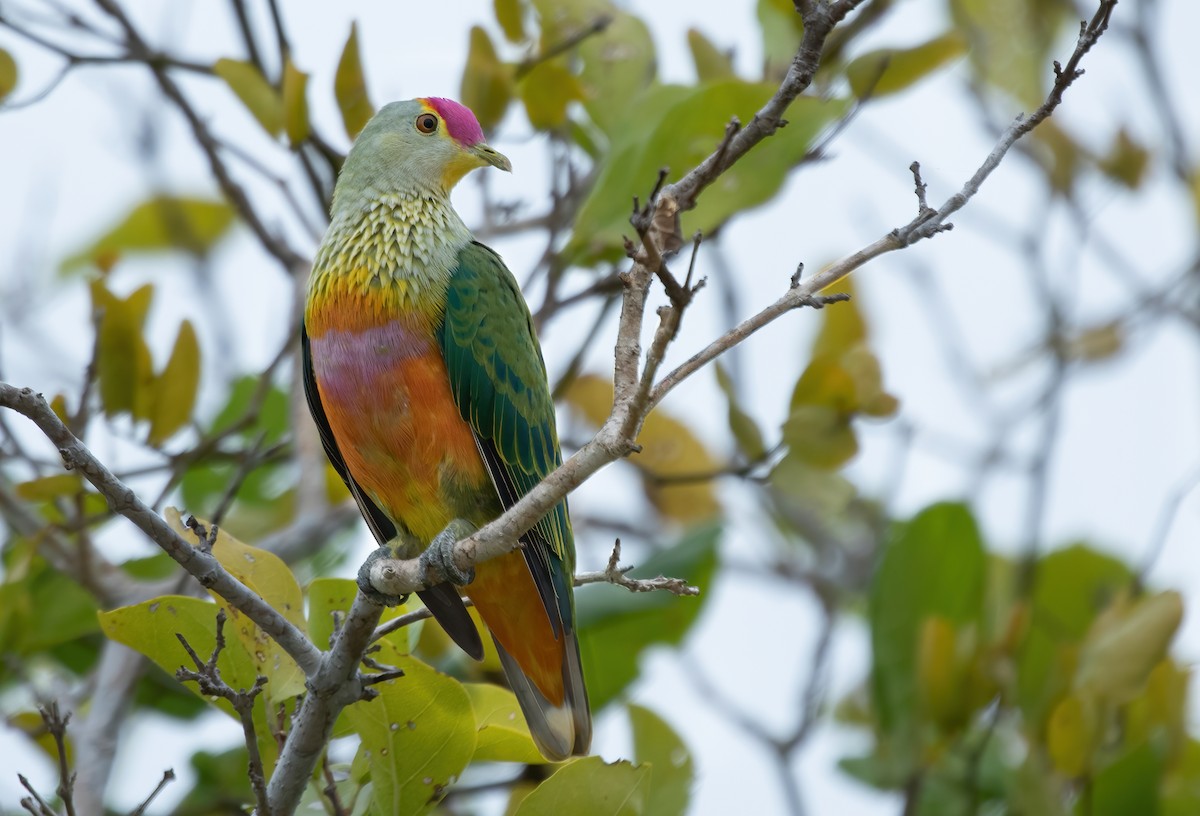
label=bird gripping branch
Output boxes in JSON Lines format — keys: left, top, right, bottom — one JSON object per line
{"left": 303, "top": 97, "right": 591, "bottom": 760}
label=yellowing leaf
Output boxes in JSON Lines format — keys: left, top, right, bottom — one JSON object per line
{"left": 1057, "top": 320, "right": 1124, "bottom": 363}
{"left": 781, "top": 404, "right": 857, "bottom": 469}
{"left": 15, "top": 474, "right": 83, "bottom": 502}
{"left": 345, "top": 644, "right": 476, "bottom": 816}
{"left": 63, "top": 196, "right": 236, "bottom": 273}
{"left": 495, "top": 0, "right": 527, "bottom": 43}
{"left": 214, "top": 58, "right": 283, "bottom": 136}
{"left": 845, "top": 32, "right": 966, "bottom": 99}
{"left": 465, "top": 682, "right": 548, "bottom": 764}
{"left": 1075, "top": 590, "right": 1184, "bottom": 704}
{"left": 916, "top": 615, "right": 965, "bottom": 732}
{"left": 148, "top": 320, "right": 200, "bottom": 445}
{"left": 92, "top": 281, "right": 155, "bottom": 420}
{"left": 687, "top": 29, "right": 734, "bottom": 83}
{"left": 166, "top": 508, "right": 306, "bottom": 703}
{"left": 518, "top": 59, "right": 583, "bottom": 131}
{"left": 282, "top": 59, "right": 310, "bottom": 147}
{"left": 1047, "top": 694, "right": 1097, "bottom": 777}
{"left": 512, "top": 757, "right": 650, "bottom": 816}
{"left": 335, "top": 23, "right": 374, "bottom": 139}
{"left": 0, "top": 48, "right": 17, "bottom": 102}
{"left": 1127, "top": 659, "right": 1189, "bottom": 762}
{"left": 564, "top": 374, "right": 721, "bottom": 523}
{"left": 461, "top": 26, "right": 514, "bottom": 132}
{"left": 1098, "top": 128, "right": 1149, "bottom": 189}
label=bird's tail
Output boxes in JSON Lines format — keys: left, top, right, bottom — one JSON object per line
{"left": 494, "top": 630, "right": 591, "bottom": 761}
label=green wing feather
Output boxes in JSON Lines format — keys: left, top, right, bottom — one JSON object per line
{"left": 439, "top": 241, "right": 575, "bottom": 625}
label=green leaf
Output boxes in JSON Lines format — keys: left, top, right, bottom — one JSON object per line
{"left": 869, "top": 503, "right": 986, "bottom": 748}
{"left": 166, "top": 508, "right": 306, "bottom": 703}
{"left": 63, "top": 196, "right": 236, "bottom": 272}
{"left": 0, "top": 559, "right": 99, "bottom": 655}
{"left": 282, "top": 59, "right": 311, "bottom": 147}
{"left": 687, "top": 29, "right": 734, "bottom": 82}
{"left": 715, "top": 363, "right": 767, "bottom": 461}
{"left": 308, "top": 577, "right": 415, "bottom": 655}
{"left": 148, "top": 319, "right": 200, "bottom": 445}
{"left": 1098, "top": 128, "right": 1150, "bottom": 189}
{"left": 495, "top": 0, "right": 528, "bottom": 43}
{"left": 629, "top": 704, "right": 693, "bottom": 815}
{"left": 577, "top": 524, "right": 719, "bottom": 710}
{"left": 1089, "top": 741, "right": 1165, "bottom": 816}
{"left": 567, "top": 81, "right": 846, "bottom": 262}
{"left": 465, "top": 682, "right": 548, "bottom": 764}
{"left": 949, "top": 0, "right": 1069, "bottom": 107}
{"left": 98, "top": 595, "right": 260, "bottom": 717}
{"left": 1017, "top": 544, "right": 1132, "bottom": 726}
{"left": 335, "top": 22, "right": 375, "bottom": 139}
{"left": 576, "top": 11, "right": 656, "bottom": 135}
{"left": 0, "top": 48, "right": 17, "bottom": 102}
{"left": 518, "top": 59, "right": 583, "bottom": 131}
{"left": 214, "top": 58, "right": 283, "bottom": 136}
{"left": 461, "top": 26, "right": 514, "bottom": 132}
{"left": 344, "top": 646, "right": 476, "bottom": 816}
{"left": 781, "top": 403, "right": 858, "bottom": 469}
{"left": 512, "top": 757, "right": 650, "bottom": 816}
{"left": 757, "top": 0, "right": 804, "bottom": 80}
{"left": 845, "top": 32, "right": 966, "bottom": 99}
{"left": 1046, "top": 694, "right": 1097, "bottom": 777}
{"left": 92, "top": 281, "right": 155, "bottom": 420}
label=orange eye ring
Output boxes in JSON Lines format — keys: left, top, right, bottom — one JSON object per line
{"left": 415, "top": 113, "right": 439, "bottom": 134}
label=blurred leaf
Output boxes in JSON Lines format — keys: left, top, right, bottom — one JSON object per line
{"left": 845, "top": 32, "right": 966, "bottom": 99}
{"left": 465, "top": 682, "right": 548, "bottom": 764}
{"left": 1046, "top": 694, "right": 1096, "bottom": 777}
{"left": 714, "top": 363, "right": 767, "bottom": 461}
{"left": 1098, "top": 128, "right": 1150, "bottom": 189}
{"left": 1074, "top": 590, "right": 1183, "bottom": 705}
{"left": 15, "top": 474, "right": 83, "bottom": 501}
{"left": 1018, "top": 544, "right": 1132, "bottom": 726}
{"left": 175, "top": 747, "right": 254, "bottom": 814}
{"left": 336, "top": 22, "right": 375, "bottom": 139}
{"left": 461, "top": 26, "right": 514, "bottom": 132}
{"left": 870, "top": 503, "right": 985, "bottom": 748}
{"left": 1127, "top": 659, "right": 1189, "bottom": 762}
{"left": 768, "top": 452, "right": 857, "bottom": 523}
{"left": 687, "top": 29, "right": 734, "bottom": 82}
{"left": 1163, "top": 739, "right": 1200, "bottom": 816}
{"left": 915, "top": 615, "right": 966, "bottom": 732}
{"left": 781, "top": 403, "right": 858, "bottom": 469}
{"left": 577, "top": 524, "right": 719, "bottom": 709}
{"left": 757, "top": 0, "right": 804, "bottom": 80}
{"left": 49, "top": 393, "right": 69, "bottom": 423}
{"left": 92, "top": 281, "right": 155, "bottom": 420}
{"left": 949, "top": 0, "right": 1069, "bottom": 107}
{"left": 210, "top": 375, "right": 290, "bottom": 444}
{"left": 166, "top": 508, "right": 306, "bottom": 703}
{"left": 568, "top": 81, "right": 846, "bottom": 262}
{"left": 518, "top": 59, "right": 584, "bottom": 131}
{"left": 512, "top": 757, "right": 650, "bottom": 816}
{"left": 0, "top": 48, "right": 17, "bottom": 102}
{"left": 1057, "top": 320, "right": 1124, "bottom": 363}
{"left": 1090, "top": 740, "right": 1164, "bottom": 816}
{"left": 495, "top": 0, "right": 527, "bottom": 43}
{"left": 309, "top": 576, "right": 415, "bottom": 655}
{"left": 629, "top": 704, "right": 693, "bottom": 815}
{"left": 214, "top": 58, "right": 283, "bottom": 136}
{"left": 0, "top": 559, "right": 99, "bottom": 655}
{"left": 1032, "top": 120, "right": 1086, "bottom": 194}
{"left": 564, "top": 374, "right": 720, "bottom": 523}
{"left": 577, "top": 11, "right": 656, "bottom": 135}
{"left": 63, "top": 196, "right": 236, "bottom": 272}
{"left": 148, "top": 319, "right": 200, "bottom": 445}
{"left": 282, "top": 59, "right": 311, "bottom": 147}
{"left": 344, "top": 644, "right": 476, "bottom": 816}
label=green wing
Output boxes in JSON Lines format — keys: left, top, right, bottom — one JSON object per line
{"left": 439, "top": 241, "right": 575, "bottom": 629}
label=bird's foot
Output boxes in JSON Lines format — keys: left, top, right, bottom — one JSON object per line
{"left": 357, "top": 545, "right": 411, "bottom": 607}
{"left": 420, "top": 518, "right": 477, "bottom": 586}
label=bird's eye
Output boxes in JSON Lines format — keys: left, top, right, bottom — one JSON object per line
{"left": 415, "top": 113, "right": 439, "bottom": 134}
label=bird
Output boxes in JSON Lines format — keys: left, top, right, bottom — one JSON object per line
{"left": 301, "top": 97, "right": 591, "bottom": 761}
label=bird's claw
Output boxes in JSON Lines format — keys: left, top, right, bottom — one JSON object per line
{"left": 420, "top": 520, "right": 477, "bottom": 586}
{"left": 357, "top": 547, "right": 409, "bottom": 607}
